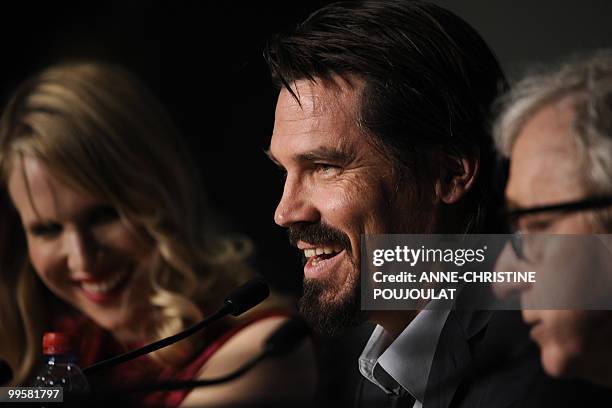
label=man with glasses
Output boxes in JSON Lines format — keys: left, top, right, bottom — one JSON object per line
{"left": 494, "top": 51, "right": 612, "bottom": 387}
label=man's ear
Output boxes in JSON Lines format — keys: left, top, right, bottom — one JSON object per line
{"left": 434, "top": 152, "right": 479, "bottom": 204}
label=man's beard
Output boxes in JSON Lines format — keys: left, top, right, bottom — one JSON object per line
{"left": 289, "top": 221, "right": 366, "bottom": 336}
{"left": 298, "top": 279, "right": 366, "bottom": 336}
{"left": 298, "top": 274, "right": 366, "bottom": 337}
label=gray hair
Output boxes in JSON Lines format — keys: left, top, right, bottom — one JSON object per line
{"left": 494, "top": 51, "right": 612, "bottom": 196}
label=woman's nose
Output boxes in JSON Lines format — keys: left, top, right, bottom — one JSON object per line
{"left": 66, "top": 229, "right": 98, "bottom": 273}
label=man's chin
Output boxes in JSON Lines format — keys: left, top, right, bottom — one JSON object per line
{"left": 298, "top": 277, "right": 365, "bottom": 337}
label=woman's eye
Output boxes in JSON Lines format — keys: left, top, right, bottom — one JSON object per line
{"left": 29, "top": 223, "right": 62, "bottom": 238}
{"left": 89, "top": 206, "right": 120, "bottom": 225}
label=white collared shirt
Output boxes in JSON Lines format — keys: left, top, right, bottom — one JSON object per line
{"left": 358, "top": 309, "right": 451, "bottom": 407}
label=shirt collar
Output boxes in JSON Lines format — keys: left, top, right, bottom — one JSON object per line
{"left": 358, "top": 309, "right": 451, "bottom": 402}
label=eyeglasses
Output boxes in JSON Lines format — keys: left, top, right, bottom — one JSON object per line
{"left": 505, "top": 195, "right": 612, "bottom": 260}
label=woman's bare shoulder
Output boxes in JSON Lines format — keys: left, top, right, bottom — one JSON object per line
{"left": 179, "top": 315, "right": 317, "bottom": 408}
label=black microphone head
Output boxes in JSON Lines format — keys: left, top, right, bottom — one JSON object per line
{"left": 224, "top": 277, "right": 270, "bottom": 316}
{"left": 263, "top": 317, "right": 311, "bottom": 357}
{"left": 0, "top": 359, "right": 13, "bottom": 385}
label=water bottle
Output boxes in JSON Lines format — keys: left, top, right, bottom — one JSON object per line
{"left": 32, "top": 332, "right": 90, "bottom": 394}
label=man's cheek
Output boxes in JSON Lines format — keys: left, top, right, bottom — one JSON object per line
{"left": 321, "top": 184, "right": 356, "bottom": 212}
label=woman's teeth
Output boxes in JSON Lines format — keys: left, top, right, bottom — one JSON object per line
{"left": 304, "top": 245, "right": 343, "bottom": 266}
{"left": 81, "top": 270, "right": 127, "bottom": 294}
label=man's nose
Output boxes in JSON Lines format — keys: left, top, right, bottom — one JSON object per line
{"left": 66, "top": 229, "right": 98, "bottom": 273}
{"left": 274, "top": 176, "right": 319, "bottom": 227}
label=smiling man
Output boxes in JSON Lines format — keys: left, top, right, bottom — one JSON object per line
{"left": 268, "top": 76, "right": 447, "bottom": 338}
{"left": 264, "top": 1, "right": 511, "bottom": 406}
{"left": 265, "top": 0, "right": 504, "bottom": 339}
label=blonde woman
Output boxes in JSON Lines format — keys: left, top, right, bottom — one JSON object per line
{"left": 0, "top": 62, "right": 316, "bottom": 407}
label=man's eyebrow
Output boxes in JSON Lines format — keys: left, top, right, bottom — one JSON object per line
{"left": 264, "top": 146, "right": 355, "bottom": 166}
{"left": 295, "top": 147, "right": 354, "bottom": 163}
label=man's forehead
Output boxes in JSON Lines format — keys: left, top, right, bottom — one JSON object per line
{"left": 279, "top": 76, "right": 362, "bottom": 116}
{"left": 516, "top": 101, "right": 577, "bottom": 152}
{"left": 270, "top": 77, "right": 366, "bottom": 160}
{"left": 506, "top": 98, "right": 585, "bottom": 206}
{"left": 280, "top": 82, "right": 322, "bottom": 114}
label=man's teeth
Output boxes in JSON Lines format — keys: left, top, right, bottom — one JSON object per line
{"left": 81, "top": 271, "right": 127, "bottom": 294}
{"left": 303, "top": 246, "right": 343, "bottom": 260}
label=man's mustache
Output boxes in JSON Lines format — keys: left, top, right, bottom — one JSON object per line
{"left": 288, "top": 222, "right": 351, "bottom": 251}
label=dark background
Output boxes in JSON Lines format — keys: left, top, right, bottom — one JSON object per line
{"left": 3, "top": 0, "right": 612, "bottom": 296}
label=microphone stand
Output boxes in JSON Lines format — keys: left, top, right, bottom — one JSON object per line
{"left": 83, "top": 304, "right": 233, "bottom": 377}
{"left": 83, "top": 277, "right": 270, "bottom": 377}
{"left": 108, "top": 317, "right": 311, "bottom": 394}
{"left": 124, "top": 316, "right": 310, "bottom": 393}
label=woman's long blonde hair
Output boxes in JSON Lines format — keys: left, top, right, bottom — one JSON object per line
{"left": 0, "top": 62, "right": 253, "bottom": 384}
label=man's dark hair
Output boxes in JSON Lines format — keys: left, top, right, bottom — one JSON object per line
{"left": 264, "top": 0, "right": 507, "bottom": 233}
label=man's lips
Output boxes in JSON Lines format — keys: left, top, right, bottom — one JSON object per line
{"left": 297, "top": 240, "right": 344, "bottom": 251}
{"left": 295, "top": 239, "right": 352, "bottom": 278}
{"left": 303, "top": 248, "right": 346, "bottom": 279}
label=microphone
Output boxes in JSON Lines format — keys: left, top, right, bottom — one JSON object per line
{"left": 225, "top": 277, "right": 270, "bottom": 316}
{"left": 126, "top": 316, "right": 311, "bottom": 392}
{"left": 83, "top": 277, "right": 269, "bottom": 376}
{"left": 0, "top": 359, "right": 12, "bottom": 385}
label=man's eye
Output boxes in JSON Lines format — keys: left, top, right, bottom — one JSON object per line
{"left": 314, "top": 163, "right": 340, "bottom": 174}
{"left": 29, "top": 223, "right": 62, "bottom": 238}
{"left": 523, "top": 218, "right": 554, "bottom": 232}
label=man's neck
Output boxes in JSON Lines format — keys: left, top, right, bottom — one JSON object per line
{"left": 370, "top": 310, "right": 419, "bottom": 340}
